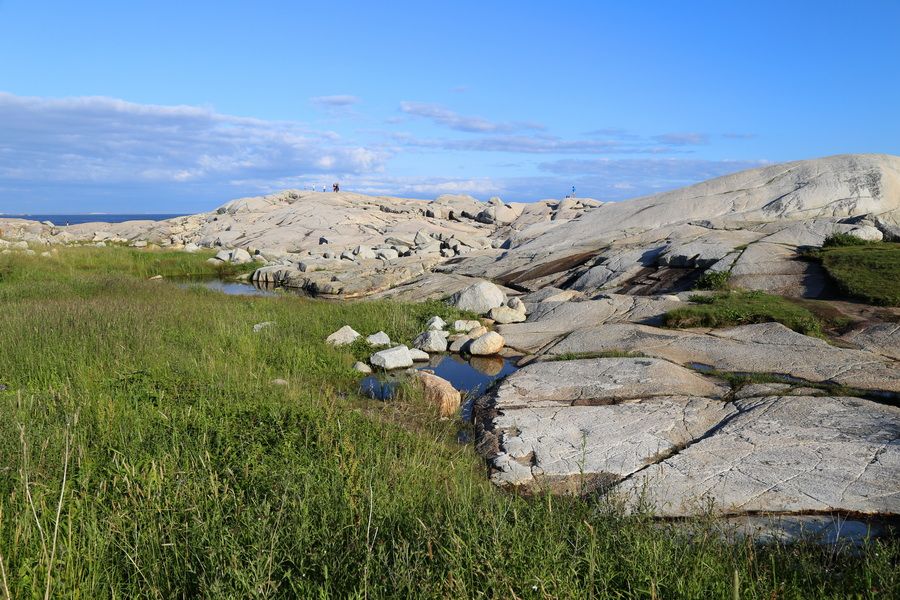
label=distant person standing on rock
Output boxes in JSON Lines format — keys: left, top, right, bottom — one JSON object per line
{"left": 333, "top": 182, "right": 340, "bottom": 192}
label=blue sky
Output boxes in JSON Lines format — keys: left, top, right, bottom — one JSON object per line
{"left": 1, "top": 0, "right": 899, "bottom": 213}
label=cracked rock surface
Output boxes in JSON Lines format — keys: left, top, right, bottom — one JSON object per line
{"left": 497, "top": 294, "right": 685, "bottom": 353}
{"left": 491, "top": 358, "right": 728, "bottom": 409}
{"left": 615, "top": 396, "right": 900, "bottom": 516}
{"left": 483, "top": 358, "right": 734, "bottom": 492}
{"left": 490, "top": 396, "right": 735, "bottom": 492}
{"left": 546, "top": 322, "right": 900, "bottom": 393}
{"left": 480, "top": 355, "right": 900, "bottom": 516}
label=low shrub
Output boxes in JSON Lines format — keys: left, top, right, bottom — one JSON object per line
{"left": 693, "top": 270, "right": 731, "bottom": 291}
{"left": 822, "top": 232, "right": 872, "bottom": 247}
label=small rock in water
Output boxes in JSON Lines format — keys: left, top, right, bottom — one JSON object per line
{"left": 253, "top": 321, "right": 275, "bottom": 333}
{"left": 414, "top": 371, "right": 461, "bottom": 417}
{"left": 426, "top": 315, "right": 446, "bottom": 331}
{"left": 409, "top": 348, "right": 431, "bottom": 361}
{"left": 469, "top": 331, "right": 504, "bottom": 356}
{"left": 353, "top": 361, "right": 373, "bottom": 374}
{"left": 326, "top": 325, "right": 361, "bottom": 346}
{"left": 413, "top": 330, "right": 448, "bottom": 353}
{"left": 366, "top": 331, "right": 392, "bottom": 346}
{"left": 370, "top": 345, "right": 414, "bottom": 370}
{"left": 449, "top": 335, "right": 472, "bottom": 353}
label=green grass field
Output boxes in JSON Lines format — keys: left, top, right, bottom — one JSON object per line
{"left": 0, "top": 247, "right": 897, "bottom": 598}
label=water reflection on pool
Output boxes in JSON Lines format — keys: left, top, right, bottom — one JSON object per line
{"left": 178, "top": 279, "right": 312, "bottom": 298}
{"left": 360, "top": 353, "right": 519, "bottom": 420}
{"left": 190, "top": 279, "right": 278, "bottom": 296}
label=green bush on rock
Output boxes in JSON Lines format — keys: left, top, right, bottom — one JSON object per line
{"left": 693, "top": 270, "right": 731, "bottom": 291}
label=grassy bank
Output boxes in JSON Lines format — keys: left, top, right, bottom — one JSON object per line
{"left": 811, "top": 239, "right": 900, "bottom": 306}
{"left": 0, "top": 248, "right": 897, "bottom": 598}
{"left": 663, "top": 291, "right": 826, "bottom": 336}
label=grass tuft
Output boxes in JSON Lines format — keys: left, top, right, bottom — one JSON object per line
{"left": 693, "top": 270, "right": 731, "bottom": 291}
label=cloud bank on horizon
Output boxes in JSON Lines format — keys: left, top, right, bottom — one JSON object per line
{"left": 0, "top": 1, "right": 897, "bottom": 213}
{"left": 0, "top": 91, "right": 768, "bottom": 212}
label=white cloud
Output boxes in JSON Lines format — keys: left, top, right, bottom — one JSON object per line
{"left": 0, "top": 91, "right": 387, "bottom": 188}
{"left": 310, "top": 94, "right": 361, "bottom": 107}
{"left": 652, "top": 132, "right": 710, "bottom": 146}
{"left": 0, "top": 92, "right": 771, "bottom": 211}
{"left": 399, "top": 101, "right": 544, "bottom": 134}
{"left": 390, "top": 132, "right": 679, "bottom": 155}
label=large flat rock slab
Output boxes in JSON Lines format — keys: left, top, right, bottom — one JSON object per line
{"left": 497, "top": 294, "right": 683, "bottom": 353}
{"left": 491, "top": 357, "right": 728, "bottom": 409}
{"left": 369, "top": 272, "right": 516, "bottom": 302}
{"left": 729, "top": 242, "right": 829, "bottom": 297}
{"left": 489, "top": 397, "right": 736, "bottom": 493}
{"left": 616, "top": 396, "right": 900, "bottom": 516}
{"left": 481, "top": 357, "right": 732, "bottom": 492}
{"left": 841, "top": 323, "right": 900, "bottom": 361}
{"left": 547, "top": 322, "right": 900, "bottom": 393}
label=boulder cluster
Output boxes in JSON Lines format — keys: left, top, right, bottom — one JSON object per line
{"left": 325, "top": 280, "right": 513, "bottom": 371}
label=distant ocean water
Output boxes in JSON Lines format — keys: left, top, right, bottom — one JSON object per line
{"left": 1, "top": 214, "right": 186, "bottom": 226}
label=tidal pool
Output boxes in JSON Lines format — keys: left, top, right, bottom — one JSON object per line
{"left": 360, "top": 353, "right": 519, "bottom": 420}
{"left": 189, "top": 279, "right": 279, "bottom": 296}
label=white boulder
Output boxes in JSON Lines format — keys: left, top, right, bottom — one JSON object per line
{"left": 413, "top": 330, "right": 449, "bottom": 353}
{"left": 449, "top": 280, "right": 506, "bottom": 314}
{"left": 366, "top": 331, "right": 392, "bottom": 346}
{"left": 469, "top": 331, "right": 504, "bottom": 355}
{"left": 370, "top": 345, "right": 414, "bottom": 370}
{"left": 326, "top": 325, "right": 361, "bottom": 346}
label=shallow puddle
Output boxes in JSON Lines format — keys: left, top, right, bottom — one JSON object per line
{"left": 189, "top": 279, "right": 279, "bottom": 296}
{"left": 360, "top": 353, "right": 519, "bottom": 420}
